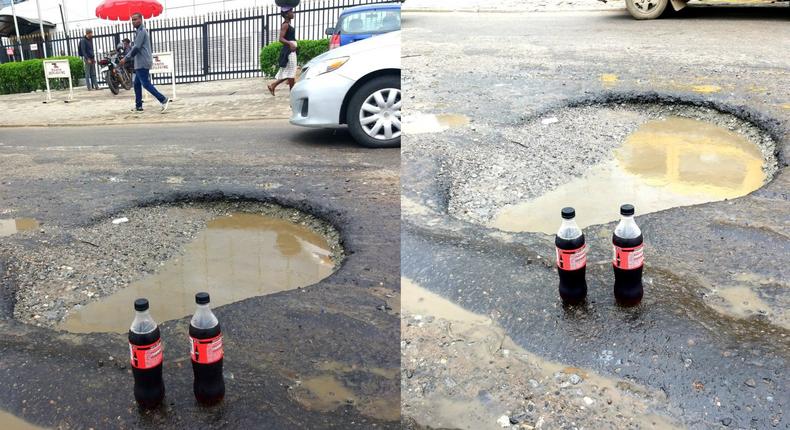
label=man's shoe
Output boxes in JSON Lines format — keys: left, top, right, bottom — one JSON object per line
{"left": 160, "top": 99, "right": 170, "bottom": 113}
{"left": 131, "top": 107, "right": 144, "bottom": 113}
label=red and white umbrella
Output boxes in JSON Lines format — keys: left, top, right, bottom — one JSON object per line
{"left": 95, "top": 0, "right": 164, "bottom": 21}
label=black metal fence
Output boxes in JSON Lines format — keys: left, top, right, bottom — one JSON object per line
{"left": 1, "top": 0, "right": 398, "bottom": 84}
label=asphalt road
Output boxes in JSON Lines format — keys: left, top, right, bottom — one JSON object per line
{"left": 0, "top": 121, "right": 401, "bottom": 429}
{"left": 402, "top": 8, "right": 789, "bottom": 430}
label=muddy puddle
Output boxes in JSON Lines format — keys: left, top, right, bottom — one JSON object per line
{"left": 0, "top": 410, "right": 46, "bottom": 430}
{"left": 292, "top": 361, "right": 400, "bottom": 421}
{"left": 0, "top": 218, "right": 39, "bottom": 237}
{"left": 492, "top": 116, "right": 768, "bottom": 234}
{"left": 401, "top": 278, "right": 679, "bottom": 429}
{"left": 404, "top": 113, "right": 470, "bottom": 134}
{"left": 60, "top": 213, "right": 335, "bottom": 333}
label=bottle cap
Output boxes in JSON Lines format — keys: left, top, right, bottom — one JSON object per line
{"left": 561, "top": 207, "right": 575, "bottom": 219}
{"left": 134, "top": 298, "right": 149, "bottom": 311}
{"left": 195, "top": 292, "right": 211, "bottom": 305}
{"left": 620, "top": 204, "right": 635, "bottom": 216}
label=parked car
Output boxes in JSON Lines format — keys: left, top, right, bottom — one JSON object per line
{"left": 622, "top": 0, "right": 789, "bottom": 19}
{"left": 289, "top": 31, "right": 401, "bottom": 148}
{"left": 325, "top": 3, "right": 401, "bottom": 50}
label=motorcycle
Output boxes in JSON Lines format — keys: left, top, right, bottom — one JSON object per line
{"left": 98, "top": 51, "right": 132, "bottom": 95}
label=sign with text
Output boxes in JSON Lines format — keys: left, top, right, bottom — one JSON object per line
{"left": 42, "top": 59, "right": 74, "bottom": 103}
{"left": 6, "top": 47, "right": 13, "bottom": 56}
{"left": 43, "top": 60, "right": 71, "bottom": 79}
{"left": 150, "top": 51, "right": 177, "bottom": 101}
{"left": 151, "top": 52, "right": 174, "bottom": 75}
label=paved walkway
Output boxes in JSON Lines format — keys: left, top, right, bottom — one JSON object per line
{"left": 0, "top": 78, "right": 292, "bottom": 127}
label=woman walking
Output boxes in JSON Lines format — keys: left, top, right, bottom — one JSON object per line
{"left": 267, "top": 7, "right": 298, "bottom": 96}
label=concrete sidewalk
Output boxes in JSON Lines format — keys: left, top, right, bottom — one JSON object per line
{"left": 0, "top": 78, "right": 292, "bottom": 127}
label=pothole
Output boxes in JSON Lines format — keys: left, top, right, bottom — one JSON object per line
{"left": 0, "top": 218, "right": 39, "bottom": 237}
{"left": 446, "top": 104, "right": 779, "bottom": 233}
{"left": 1, "top": 201, "right": 343, "bottom": 332}
{"left": 493, "top": 116, "right": 769, "bottom": 234}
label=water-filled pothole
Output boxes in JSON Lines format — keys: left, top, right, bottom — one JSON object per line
{"left": 1, "top": 202, "right": 342, "bottom": 331}
{"left": 445, "top": 104, "right": 778, "bottom": 232}
{"left": 60, "top": 212, "right": 335, "bottom": 333}
{"left": 0, "top": 218, "right": 39, "bottom": 237}
{"left": 492, "top": 116, "right": 769, "bottom": 234}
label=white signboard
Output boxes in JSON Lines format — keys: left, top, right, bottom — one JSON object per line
{"left": 44, "top": 60, "right": 70, "bottom": 79}
{"left": 30, "top": 44, "right": 38, "bottom": 51}
{"left": 42, "top": 60, "right": 73, "bottom": 103}
{"left": 151, "top": 51, "right": 177, "bottom": 101}
{"left": 151, "top": 52, "right": 174, "bottom": 75}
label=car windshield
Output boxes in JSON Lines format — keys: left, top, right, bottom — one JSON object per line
{"left": 338, "top": 9, "right": 400, "bottom": 35}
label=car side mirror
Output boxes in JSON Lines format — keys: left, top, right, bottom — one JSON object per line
{"left": 325, "top": 27, "right": 336, "bottom": 36}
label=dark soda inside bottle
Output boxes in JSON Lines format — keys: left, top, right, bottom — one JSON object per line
{"left": 555, "top": 207, "right": 587, "bottom": 305}
{"left": 129, "top": 298, "right": 165, "bottom": 409}
{"left": 612, "top": 204, "right": 644, "bottom": 307}
{"left": 190, "top": 292, "right": 225, "bottom": 406}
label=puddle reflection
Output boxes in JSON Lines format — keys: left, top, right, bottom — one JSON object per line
{"left": 492, "top": 117, "right": 767, "bottom": 234}
{"left": 60, "top": 213, "right": 335, "bottom": 333}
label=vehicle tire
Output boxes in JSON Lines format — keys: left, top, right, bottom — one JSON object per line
{"left": 625, "top": 0, "right": 669, "bottom": 19}
{"left": 346, "top": 74, "right": 401, "bottom": 148}
{"left": 118, "top": 68, "right": 132, "bottom": 90}
{"left": 106, "top": 70, "right": 119, "bottom": 95}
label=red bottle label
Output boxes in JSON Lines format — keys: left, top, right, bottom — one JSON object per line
{"left": 129, "top": 339, "right": 163, "bottom": 369}
{"left": 190, "top": 334, "right": 224, "bottom": 364}
{"left": 556, "top": 244, "right": 587, "bottom": 271}
{"left": 613, "top": 244, "right": 644, "bottom": 270}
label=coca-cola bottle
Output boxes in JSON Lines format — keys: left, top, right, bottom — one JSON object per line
{"left": 555, "top": 207, "right": 587, "bottom": 305}
{"left": 612, "top": 204, "right": 644, "bottom": 306}
{"left": 189, "top": 292, "right": 225, "bottom": 405}
{"left": 129, "top": 298, "right": 165, "bottom": 409}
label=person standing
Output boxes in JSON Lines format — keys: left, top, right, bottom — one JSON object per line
{"left": 78, "top": 29, "right": 99, "bottom": 90}
{"left": 267, "top": 8, "right": 298, "bottom": 96}
{"left": 120, "top": 13, "right": 170, "bottom": 113}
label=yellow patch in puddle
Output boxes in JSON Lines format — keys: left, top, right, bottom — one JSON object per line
{"left": 0, "top": 218, "right": 39, "bottom": 237}
{"left": 491, "top": 117, "right": 767, "bottom": 234}
{"left": 405, "top": 113, "right": 470, "bottom": 134}
{"left": 600, "top": 74, "right": 619, "bottom": 87}
{"left": 691, "top": 85, "right": 722, "bottom": 94}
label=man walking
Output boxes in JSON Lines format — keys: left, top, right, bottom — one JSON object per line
{"left": 77, "top": 29, "right": 99, "bottom": 90}
{"left": 120, "top": 13, "right": 169, "bottom": 113}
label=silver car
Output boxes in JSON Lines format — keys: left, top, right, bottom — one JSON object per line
{"left": 289, "top": 31, "right": 401, "bottom": 148}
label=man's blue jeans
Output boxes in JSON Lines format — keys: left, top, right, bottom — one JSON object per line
{"left": 133, "top": 68, "right": 167, "bottom": 109}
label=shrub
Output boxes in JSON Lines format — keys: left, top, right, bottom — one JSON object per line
{"left": 0, "top": 56, "right": 83, "bottom": 95}
{"left": 259, "top": 39, "right": 329, "bottom": 77}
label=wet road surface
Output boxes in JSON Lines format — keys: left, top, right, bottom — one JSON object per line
{"left": 402, "top": 8, "right": 789, "bottom": 429}
{"left": 0, "top": 121, "right": 400, "bottom": 428}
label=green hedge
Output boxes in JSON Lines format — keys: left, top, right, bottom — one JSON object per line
{"left": 260, "top": 39, "right": 330, "bottom": 77}
{"left": 0, "top": 56, "right": 84, "bottom": 95}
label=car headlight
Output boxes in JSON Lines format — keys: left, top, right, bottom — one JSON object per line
{"left": 301, "top": 57, "right": 349, "bottom": 80}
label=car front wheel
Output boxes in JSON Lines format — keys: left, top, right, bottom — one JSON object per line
{"left": 346, "top": 74, "right": 401, "bottom": 148}
{"left": 625, "top": 0, "right": 669, "bottom": 19}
